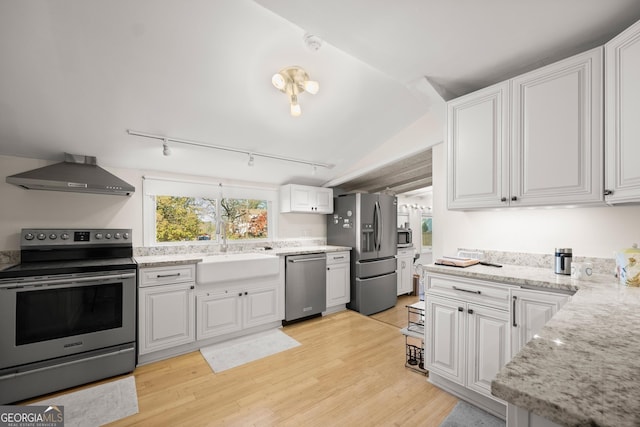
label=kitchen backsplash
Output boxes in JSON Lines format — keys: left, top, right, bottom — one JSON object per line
{"left": 133, "top": 238, "right": 327, "bottom": 257}
{"left": 458, "top": 248, "right": 616, "bottom": 275}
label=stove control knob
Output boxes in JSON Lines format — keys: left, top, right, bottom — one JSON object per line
{"left": 123, "top": 232, "right": 130, "bottom": 240}
{"left": 105, "top": 233, "right": 112, "bottom": 239}
{"left": 61, "top": 233, "right": 70, "bottom": 240}
{"left": 95, "top": 233, "right": 103, "bottom": 240}
{"left": 49, "top": 234, "right": 57, "bottom": 240}
{"left": 37, "top": 233, "right": 46, "bottom": 240}
{"left": 114, "top": 233, "right": 122, "bottom": 239}
{"left": 24, "top": 233, "right": 35, "bottom": 241}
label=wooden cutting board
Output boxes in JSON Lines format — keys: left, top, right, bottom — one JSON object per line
{"left": 434, "top": 257, "right": 480, "bottom": 268}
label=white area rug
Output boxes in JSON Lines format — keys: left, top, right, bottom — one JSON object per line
{"left": 31, "top": 376, "right": 138, "bottom": 427}
{"left": 200, "top": 329, "right": 301, "bottom": 373}
{"left": 439, "top": 401, "right": 505, "bottom": 427}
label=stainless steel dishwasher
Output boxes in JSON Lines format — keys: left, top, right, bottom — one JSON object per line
{"left": 284, "top": 253, "right": 327, "bottom": 323}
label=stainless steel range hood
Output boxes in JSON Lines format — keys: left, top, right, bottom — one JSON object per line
{"left": 6, "top": 153, "right": 135, "bottom": 196}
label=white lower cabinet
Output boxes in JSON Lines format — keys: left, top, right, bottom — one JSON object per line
{"left": 397, "top": 248, "right": 414, "bottom": 296}
{"left": 426, "top": 273, "right": 513, "bottom": 418}
{"left": 326, "top": 251, "right": 350, "bottom": 309}
{"left": 426, "top": 295, "right": 509, "bottom": 399}
{"left": 138, "top": 259, "right": 285, "bottom": 364}
{"left": 138, "top": 265, "right": 196, "bottom": 356}
{"left": 510, "top": 288, "right": 570, "bottom": 356}
{"left": 197, "top": 285, "right": 280, "bottom": 340}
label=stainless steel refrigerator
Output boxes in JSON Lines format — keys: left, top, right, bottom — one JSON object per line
{"left": 327, "top": 193, "right": 398, "bottom": 315}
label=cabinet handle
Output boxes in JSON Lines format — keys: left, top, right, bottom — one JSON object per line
{"left": 512, "top": 295, "right": 518, "bottom": 327}
{"left": 511, "top": 196, "right": 518, "bottom": 201}
{"left": 468, "top": 309, "right": 474, "bottom": 315}
{"left": 238, "top": 292, "right": 242, "bottom": 297}
{"left": 500, "top": 197, "right": 507, "bottom": 202}
{"left": 452, "top": 286, "right": 481, "bottom": 295}
{"left": 190, "top": 285, "right": 194, "bottom": 290}
{"left": 333, "top": 256, "right": 345, "bottom": 260}
{"left": 244, "top": 291, "right": 248, "bottom": 295}
{"left": 156, "top": 273, "right": 181, "bottom": 278}
{"left": 604, "top": 189, "right": 613, "bottom": 196}
{"left": 458, "top": 307, "right": 464, "bottom": 312}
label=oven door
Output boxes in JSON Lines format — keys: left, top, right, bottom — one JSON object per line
{"left": 0, "top": 270, "right": 136, "bottom": 370}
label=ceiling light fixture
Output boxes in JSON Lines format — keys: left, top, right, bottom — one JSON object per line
{"left": 127, "top": 129, "right": 334, "bottom": 171}
{"left": 272, "top": 66, "right": 319, "bottom": 117}
{"left": 247, "top": 153, "right": 254, "bottom": 167}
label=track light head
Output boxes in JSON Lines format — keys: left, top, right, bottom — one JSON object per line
{"left": 162, "top": 140, "right": 171, "bottom": 156}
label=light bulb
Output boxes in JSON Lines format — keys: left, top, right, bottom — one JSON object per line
{"left": 290, "top": 94, "right": 301, "bottom": 117}
{"left": 303, "top": 80, "right": 319, "bottom": 94}
{"left": 272, "top": 73, "right": 286, "bottom": 90}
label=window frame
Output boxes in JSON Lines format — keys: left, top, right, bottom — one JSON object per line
{"left": 142, "top": 176, "right": 278, "bottom": 247}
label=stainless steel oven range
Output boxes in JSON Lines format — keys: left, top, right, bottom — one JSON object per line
{"left": 0, "top": 228, "right": 137, "bottom": 404}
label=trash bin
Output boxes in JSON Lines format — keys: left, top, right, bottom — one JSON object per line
{"left": 413, "top": 274, "right": 420, "bottom": 296}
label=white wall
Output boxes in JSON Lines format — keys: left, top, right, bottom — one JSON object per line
{"left": 432, "top": 144, "right": 640, "bottom": 260}
{"left": 0, "top": 155, "right": 325, "bottom": 251}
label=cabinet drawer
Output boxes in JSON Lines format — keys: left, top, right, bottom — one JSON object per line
{"left": 139, "top": 265, "right": 196, "bottom": 287}
{"left": 326, "top": 251, "right": 350, "bottom": 265}
{"left": 427, "top": 274, "right": 512, "bottom": 309}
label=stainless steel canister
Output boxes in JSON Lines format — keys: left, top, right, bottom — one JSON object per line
{"left": 554, "top": 248, "right": 572, "bottom": 275}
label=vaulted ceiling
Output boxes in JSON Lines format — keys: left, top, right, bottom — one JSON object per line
{"left": 1, "top": 1, "right": 639, "bottom": 193}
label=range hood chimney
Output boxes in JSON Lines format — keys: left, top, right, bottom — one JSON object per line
{"left": 6, "top": 153, "right": 135, "bottom": 196}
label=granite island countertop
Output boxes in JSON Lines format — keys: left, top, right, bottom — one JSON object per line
{"left": 424, "top": 263, "right": 640, "bottom": 427}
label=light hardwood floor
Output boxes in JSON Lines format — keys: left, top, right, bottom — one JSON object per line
{"left": 26, "top": 297, "right": 458, "bottom": 426}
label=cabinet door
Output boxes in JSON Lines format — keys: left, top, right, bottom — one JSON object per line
{"left": 196, "top": 291, "right": 242, "bottom": 340}
{"left": 139, "top": 283, "right": 195, "bottom": 355}
{"left": 396, "top": 255, "right": 413, "bottom": 296}
{"left": 290, "top": 186, "right": 315, "bottom": 212}
{"left": 426, "top": 295, "right": 465, "bottom": 385}
{"left": 511, "top": 289, "right": 569, "bottom": 356}
{"left": 448, "top": 81, "right": 510, "bottom": 209}
{"left": 244, "top": 286, "right": 280, "bottom": 329}
{"left": 315, "top": 187, "right": 334, "bottom": 214}
{"left": 605, "top": 19, "right": 640, "bottom": 203}
{"left": 511, "top": 47, "right": 603, "bottom": 206}
{"left": 466, "top": 304, "right": 510, "bottom": 399}
{"left": 327, "top": 262, "right": 350, "bottom": 307}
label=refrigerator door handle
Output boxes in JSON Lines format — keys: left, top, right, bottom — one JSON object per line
{"left": 375, "top": 201, "right": 383, "bottom": 251}
{"left": 372, "top": 201, "right": 378, "bottom": 250}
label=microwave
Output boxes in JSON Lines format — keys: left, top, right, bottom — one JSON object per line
{"left": 397, "top": 228, "right": 413, "bottom": 247}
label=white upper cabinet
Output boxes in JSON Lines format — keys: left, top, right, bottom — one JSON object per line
{"left": 280, "top": 184, "right": 334, "bottom": 214}
{"left": 448, "top": 82, "right": 510, "bottom": 209}
{"left": 605, "top": 19, "right": 640, "bottom": 204}
{"left": 448, "top": 47, "right": 603, "bottom": 209}
{"left": 511, "top": 48, "right": 603, "bottom": 206}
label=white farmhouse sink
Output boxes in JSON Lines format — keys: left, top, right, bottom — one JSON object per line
{"left": 196, "top": 252, "right": 280, "bottom": 285}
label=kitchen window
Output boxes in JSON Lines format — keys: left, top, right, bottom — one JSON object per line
{"left": 421, "top": 214, "right": 432, "bottom": 251}
{"left": 143, "top": 177, "right": 276, "bottom": 246}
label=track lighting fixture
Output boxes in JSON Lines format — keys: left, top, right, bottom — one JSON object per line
{"left": 272, "top": 66, "right": 319, "bottom": 117}
{"left": 127, "top": 129, "right": 334, "bottom": 172}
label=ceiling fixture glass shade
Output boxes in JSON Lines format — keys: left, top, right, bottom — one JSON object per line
{"left": 272, "top": 66, "right": 319, "bottom": 117}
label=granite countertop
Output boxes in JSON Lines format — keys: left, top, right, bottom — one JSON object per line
{"left": 135, "top": 245, "right": 351, "bottom": 267}
{"left": 135, "top": 254, "right": 205, "bottom": 268}
{"left": 424, "top": 263, "right": 640, "bottom": 427}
